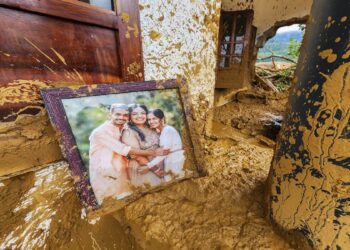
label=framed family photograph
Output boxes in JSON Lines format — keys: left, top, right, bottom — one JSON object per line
{"left": 41, "top": 79, "right": 201, "bottom": 217}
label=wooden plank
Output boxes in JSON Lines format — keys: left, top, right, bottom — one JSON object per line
{"left": 0, "top": 7, "right": 122, "bottom": 121}
{"left": 243, "top": 11, "right": 254, "bottom": 48}
{"left": 255, "top": 74, "right": 279, "bottom": 92}
{"left": 0, "top": 0, "right": 118, "bottom": 29}
{"left": 229, "top": 12, "right": 237, "bottom": 61}
{"left": 0, "top": 0, "right": 144, "bottom": 121}
{"left": 115, "top": 0, "right": 144, "bottom": 82}
{"left": 0, "top": 7, "right": 122, "bottom": 85}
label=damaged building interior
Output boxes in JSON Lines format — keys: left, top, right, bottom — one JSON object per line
{"left": 0, "top": 0, "right": 349, "bottom": 249}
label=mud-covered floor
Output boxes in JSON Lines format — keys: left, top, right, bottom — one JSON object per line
{"left": 0, "top": 89, "right": 293, "bottom": 250}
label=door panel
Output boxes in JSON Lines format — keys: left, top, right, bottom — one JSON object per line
{"left": 0, "top": 7, "right": 122, "bottom": 85}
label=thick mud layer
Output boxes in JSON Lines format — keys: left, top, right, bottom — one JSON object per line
{"left": 213, "top": 89, "right": 288, "bottom": 143}
{"left": 115, "top": 140, "right": 292, "bottom": 249}
{"left": 0, "top": 89, "right": 292, "bottom": 249}
{"left": 0, "top": 162, "right": 140, "bottom": 250}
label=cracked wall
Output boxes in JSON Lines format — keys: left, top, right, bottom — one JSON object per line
{"left": 222, "top": 0, "right": 312, "bottom": 41}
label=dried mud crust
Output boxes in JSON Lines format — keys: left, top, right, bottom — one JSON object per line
{"left": 116, "top": 139, "right": 293, "bottom": 250}
{"left": 0, "top": 89, "right": 293, "bottom": 249}
{"left": 214, "top": 89, "right": 289, "bottom": 142}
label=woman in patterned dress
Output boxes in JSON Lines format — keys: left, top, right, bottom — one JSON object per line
{"left": 121, "top": 104, "right": 163, "bottom": 188}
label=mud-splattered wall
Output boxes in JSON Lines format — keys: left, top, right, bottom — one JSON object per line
{"left": 139, "top": 0, "right": 221, "bottom": 117}
{"left": 222, "top": 0, "right": 312, "bottom": 43}
{"left": 138, "top": 0, "right": 221, "bottom": 168}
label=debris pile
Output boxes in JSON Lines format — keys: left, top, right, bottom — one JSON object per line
{"left": 255, "top": 62, "right": 296, "bottom": 92}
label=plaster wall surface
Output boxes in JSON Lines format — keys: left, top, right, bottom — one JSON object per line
{"left": 139, "top": 0, "right": 220, "bottom": 115}
{"left": 138, "top": 0, "right": 221, "bottom": 168}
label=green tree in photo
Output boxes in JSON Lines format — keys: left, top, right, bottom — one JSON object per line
{"left": 68, "top": 104, "right": 109, "bottom": 168}
{"left": 134, "top": 90, "right": 185, "bottom": 134}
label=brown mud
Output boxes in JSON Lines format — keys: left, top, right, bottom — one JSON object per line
{"left": 0, "top": 89, "right": 293, "bottom": 249}
{"left": 213, "top": 89, "right": 288, "bottom": 143}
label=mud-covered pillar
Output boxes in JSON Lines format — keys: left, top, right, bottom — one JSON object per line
{"left": 267, "top": 0, "right": 350, "bottom": 249}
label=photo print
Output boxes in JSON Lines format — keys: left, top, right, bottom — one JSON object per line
{"left": 41, "top": 79, "right": 201, "bottom": 217}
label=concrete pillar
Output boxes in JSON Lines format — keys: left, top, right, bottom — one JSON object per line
{"left": 267, "top": 0, "right": 350, "bottom": 249}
